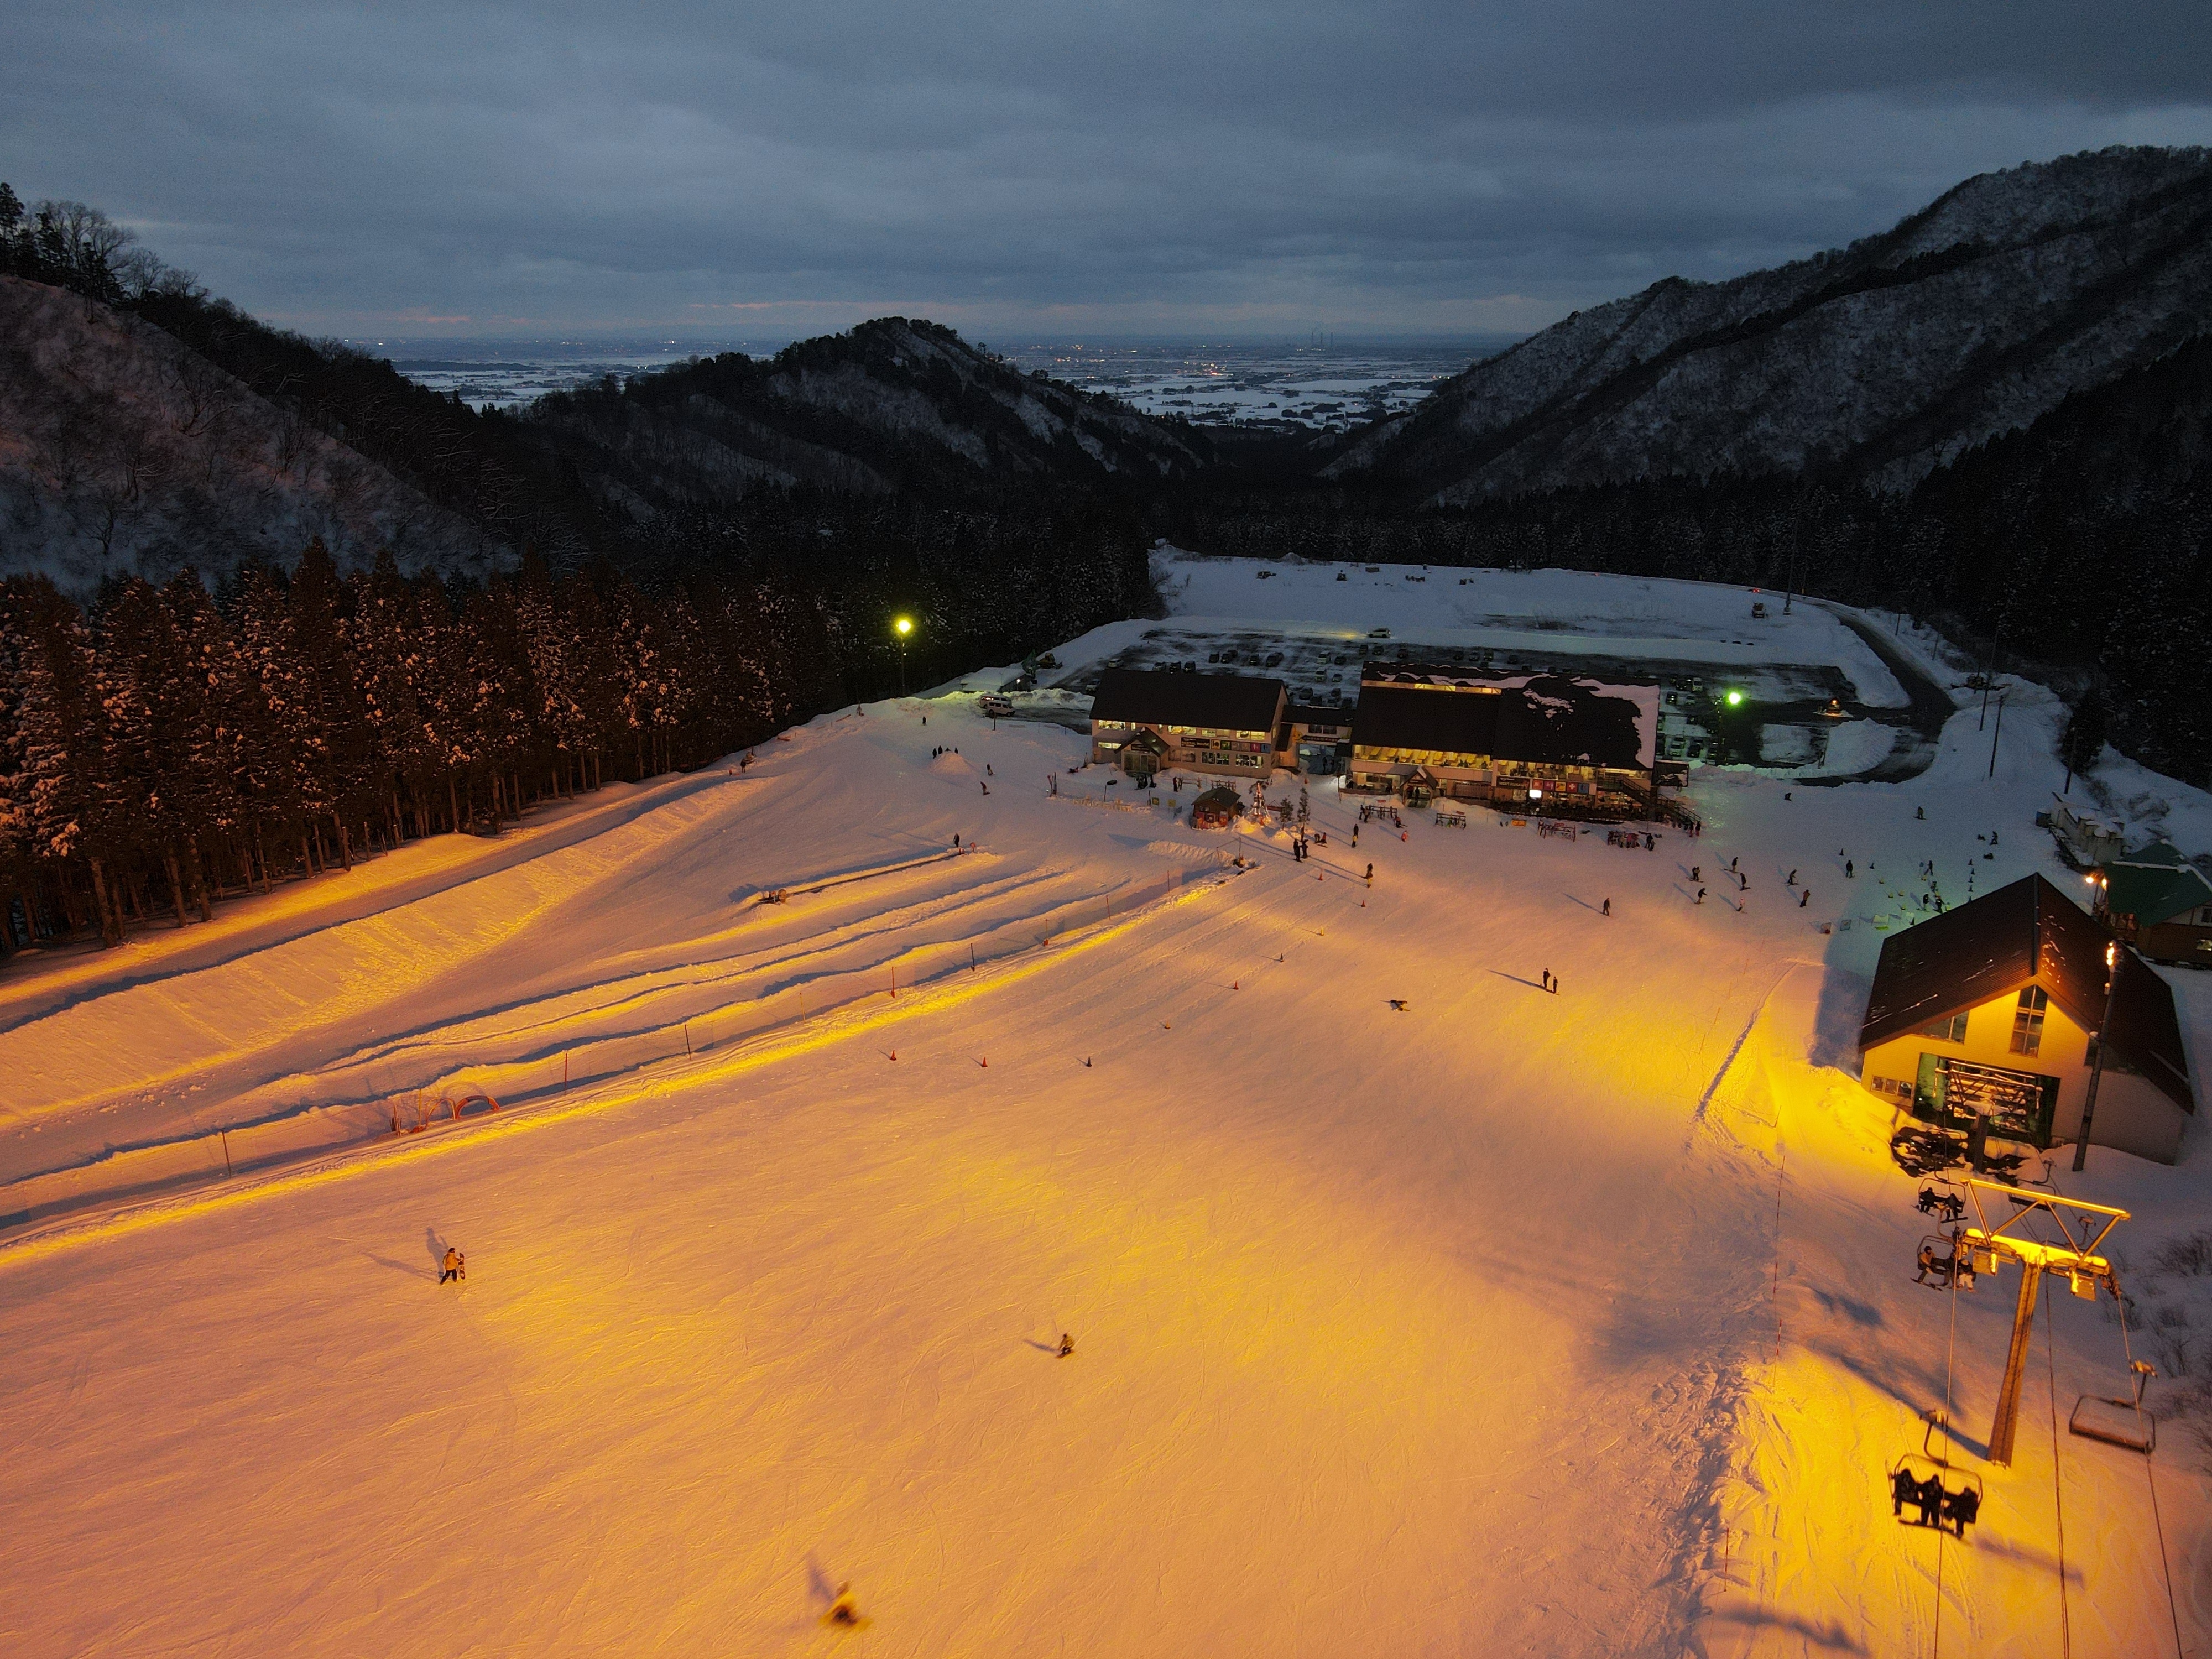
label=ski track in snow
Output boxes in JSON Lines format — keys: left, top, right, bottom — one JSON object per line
{"left": 2, "top": 567, "right": 2210, "bottom": 1658}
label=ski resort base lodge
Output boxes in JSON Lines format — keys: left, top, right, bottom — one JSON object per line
{"left": 1859, "top": 874, "right": 2196, "bottom": 1163}
{"left": 1087, "top": 663, "right": 1660, "bottom": 810}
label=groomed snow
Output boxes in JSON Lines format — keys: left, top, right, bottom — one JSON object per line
{"left": 2, "top": 572, "right": 2209, "bottom": 1658}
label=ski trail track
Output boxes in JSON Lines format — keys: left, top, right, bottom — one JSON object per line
{"left": 0, "top": 716, "right": 1208, "bottom": 1183}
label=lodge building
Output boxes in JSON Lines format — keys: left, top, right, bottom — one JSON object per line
{"left": 2093, "top": 841, "right": 2212, "bottom": 968}
{"left": 1344, "top": 669, "right": 1659, "bottom": 811}
{"left": 1087, "top": 667, "right": 1290, "bottom": 781}
{"left": 1859, "top": 874, "right": 2195, "bottom": 1163}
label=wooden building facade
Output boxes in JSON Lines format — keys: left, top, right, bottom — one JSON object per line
{"left": 1859, "top": 874, "right": 2195, "bottom": 1163}
{"left": 1343, "top": 670, "right": 1658, "bottom": 812}
{"left": 1088, "top": 668, "right": 1289, "bottom": 781}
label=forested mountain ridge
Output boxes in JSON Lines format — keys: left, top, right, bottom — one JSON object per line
{"left": 521, "top": 317, "right": 1214, "bottom": 517}
{"left": 0, "top": 276, "right": 508, "bottom": 593}
{"left": 1326, "top": 145, "right": 2212, "bottom": 503}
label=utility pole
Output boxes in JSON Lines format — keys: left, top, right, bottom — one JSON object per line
{"left": 1986, "top": 693, "right": 2006, "bottom": 779}
{"left": 2073, "top": 940, "right": 2119, "bottom": 1173}
{"left": 1978, "top": 626, "right": 2004, "bottom": 731}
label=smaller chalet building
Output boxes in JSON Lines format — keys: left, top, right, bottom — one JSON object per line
{"left": 2094, "top": 841, "right": 2212, "bottom": 968}
{"left": 1088, "top": 667, "right": 1288, "bottom": 781}
{"left": 1345, "top": 671, "right": 1658, "bottom": 811}
{"left": 1859, "top": 874, "right": 2195, "bottom": 1163}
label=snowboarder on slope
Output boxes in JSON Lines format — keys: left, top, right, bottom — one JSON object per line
{"left": 1696, "top": 887, "right": 1707, "bottom": 905}
{"left": 1057, "top": 1332, "right": 1074, "bottom": 1357}
{"left": 1601, "top": 898, "right": 1611, "bottom": 916}
{"left": 1799, "top": 889, "right": 1809, "bottom": 908}
{"left": 440, "top": 1248, "right": 465, "bottom": 1285}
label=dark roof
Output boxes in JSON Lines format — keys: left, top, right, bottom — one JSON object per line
{"left": 2100, "top": 843, "right": 2212, "bottom": 928}
{"left": 1352, "top": 677, "right": 1647, "bottom": 768}
{"left": 1089, "top": 667, "right": 1284, "bottom": 734}
{"left": 1860, "top": 874, "right": 2193, "bottom": 1114}
{"left": 1287, "top": 702, "right": 1350, "bottom": 727}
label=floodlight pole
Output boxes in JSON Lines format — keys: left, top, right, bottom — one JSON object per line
{"left": 2073, "top": 941, "right": 2119, "bottom": 1173}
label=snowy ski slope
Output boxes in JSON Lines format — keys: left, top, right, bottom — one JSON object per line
{"left": 2, "top": 568, "right": 2209, "bottom": 1658}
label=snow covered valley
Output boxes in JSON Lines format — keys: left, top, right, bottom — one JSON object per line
{"left": 3, "top": 570, "right": 2210, "bottom": 1657}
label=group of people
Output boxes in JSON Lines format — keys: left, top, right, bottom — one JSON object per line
{"left": 1914, "top": 1237, "right": 1976, "bottom": 1291}
{"left": 1891, "top": 1466, "right": 1981, "bottom": 1536}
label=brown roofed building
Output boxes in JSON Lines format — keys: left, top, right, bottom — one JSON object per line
{"left": 1345, "top": 673, "right": 1658, "bottom": 812}
{"left": 1859, "top": 874, "right": 2195, "bottom": 1162}
{"left": 1088, "top": 668, "right": 1288, "bottom": 781}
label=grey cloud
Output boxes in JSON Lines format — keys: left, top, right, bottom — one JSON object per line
{"left": 4, "top": 1, "right": 2209, "bottom": 334}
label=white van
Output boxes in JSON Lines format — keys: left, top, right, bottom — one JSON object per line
{"left": 978, "top": 693, "right": 1015, "bottom": 718}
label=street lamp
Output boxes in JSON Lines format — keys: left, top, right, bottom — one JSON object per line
{"left": 2074, "top": 939, "right": 2119, "bottom": 1173}
{"left": 893, "top": 615, "right": 913, "bottom": 694}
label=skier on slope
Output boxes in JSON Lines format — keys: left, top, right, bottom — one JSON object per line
{"left": 440, "top": 1247, "right": 465, "bottom": 1285}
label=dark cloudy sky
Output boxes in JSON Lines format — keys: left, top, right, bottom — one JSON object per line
{"left": 7, "top": 2, "right": 2210, "bottom": 339}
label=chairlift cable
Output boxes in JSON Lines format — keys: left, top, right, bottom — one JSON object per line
{"left": 2117, "top": 1287, "right": 2187, "bottom": 1659}
{"left": 2043, "top": 1286, "right": 2072, "bottom": 1658}
{"left": 1932, "top": 1245, "right": 1961, "bottom": 1659}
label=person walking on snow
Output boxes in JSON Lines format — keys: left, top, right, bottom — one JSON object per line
{"left": 1601, "top": 898, "right": 1611, "bottom": 916}
{"left": 1696, "top": 887, "right": 1707, "bottom": 905}
{"left": 1799, "top": 889, "right": 1810, "bottom": 908}
{"left": 1845, "top": 859, "right": 1854, "bottom": 878}
{"left": 1787, "top": 869, "right": 1797, "bottom": 886}
{"left": 440, "top": 1248, "right": 465, "bottom": 1285}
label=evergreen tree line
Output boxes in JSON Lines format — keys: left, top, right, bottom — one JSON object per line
{"left": 0, "top": 544, "right": 836, "bottom": 952}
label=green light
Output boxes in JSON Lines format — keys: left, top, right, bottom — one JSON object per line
{"left": 1725, "top": 689, "right": 1744, "bottom": 707}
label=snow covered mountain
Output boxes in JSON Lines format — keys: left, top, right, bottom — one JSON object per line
{"left": 0, "top": 276, "right": 505, "bottom": 593}
{"left": 522, "top": 317, "right": 1215, "bottom": 515}
{"left": 1327, "top": 146, "right": 2212, "bottom": 503}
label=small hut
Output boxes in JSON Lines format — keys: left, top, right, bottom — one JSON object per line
{"left": 1190, "top": 786, "right": 1243, "bottom": 829}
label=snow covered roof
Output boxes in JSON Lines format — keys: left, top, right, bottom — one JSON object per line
{"left": 1089, "top": 667, "right": 1285, "bottom": 734}
{"left": 1352, "top": 676, "right": 1652, "bottom": 770}
{"left": 1860, "top": 874, "right": 2193, "bottom": 1113}
{"left": 2099, "top": 848, "right": 2212, "bottom": 929}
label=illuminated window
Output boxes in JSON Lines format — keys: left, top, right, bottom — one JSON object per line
{"left": 1919, "top": 1013, "right": 1969, "bottom": 1044}
{"left": 2010, "top": 987, "right": 2048, "bottom": 1057}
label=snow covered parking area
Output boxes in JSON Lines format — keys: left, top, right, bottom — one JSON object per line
{"left": 3, "top": 581, "right": 2210, "bottom": 1657}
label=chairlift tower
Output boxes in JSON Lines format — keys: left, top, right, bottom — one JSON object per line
{"left": 1952, "top": 1178, "right": 2129, "bottom": 1464}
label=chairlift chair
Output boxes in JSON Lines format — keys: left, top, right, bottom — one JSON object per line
{"left": 1888, "top": 1410, "right": 1985, "bottom": 1536}
{"left": 2070, "top": 1359, "right": 2157, "bottom": 1454}
{"left": 1915, "top": 1181, "right": 1966, "bottom": 1224}
{"left": 1912, "top": 1233, "right": 1974, "bottom": 1291}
